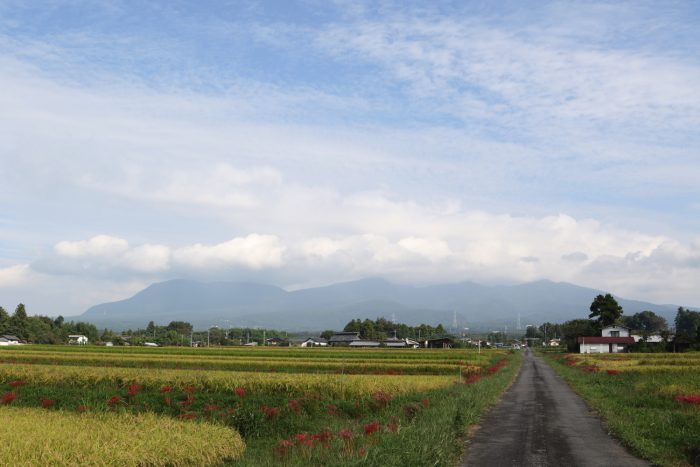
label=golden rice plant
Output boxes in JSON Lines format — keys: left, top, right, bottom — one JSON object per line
{"left": 0, "top": 406, "right": 244, "bottom": 466}
{"left": 0, "top": 363, "right": 457, "bottom": 398}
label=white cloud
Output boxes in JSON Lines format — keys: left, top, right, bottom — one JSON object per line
{"left": 172, "top": 234, "right": 286, "bottom": 270}
{"left": 0, "top": 264, "right": 32, "bottom": 288}
{"left": 54, "top": 235, "right": 129, "bottom": 258}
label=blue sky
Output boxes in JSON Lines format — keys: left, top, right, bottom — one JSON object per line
{"left": 1, "top": 0, "right": 699, "bottom": 316}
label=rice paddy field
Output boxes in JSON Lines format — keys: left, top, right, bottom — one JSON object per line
{"left": 545, "top": 352, "right": 700, "bottom": 467}
{"left": 0, "top": 345, "right": 520, "bottom": 466}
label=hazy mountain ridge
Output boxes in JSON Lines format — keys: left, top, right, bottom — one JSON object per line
{"left": 77, "top": 278, "right": 683, "bottom": 331}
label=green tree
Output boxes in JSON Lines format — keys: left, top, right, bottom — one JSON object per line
{"left": 561, "top": 319, "right": 599, "bottom": 352}
{"left": 623, "top": 310, "right": 667, "bottom": 337}
{"left": 674, "top": 307, "right": 700, "bottom": 341}
{"left": 320, "top": 330, "right": 335, "bottom": 340}
{"left": 589, "top": 294, "right": 623, "bottom": 328}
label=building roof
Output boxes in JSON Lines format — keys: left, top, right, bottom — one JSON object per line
{"left": 303, "top": 337, "right": 328, "bottom": 343}
{"left": 329, "top": 332, "right": 360, "bottom": 343}
{"left": 349, "top": 340, "right": 381, "bottom": 347}
{"left": 2, "top": 335, "right": 19, "bottom": 341}
{"left": 577, "top": 336, "right": 635, "bottom": 344}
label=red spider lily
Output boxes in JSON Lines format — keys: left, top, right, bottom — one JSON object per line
{"left": 371, "top": 391, "right": 392, "bottom": 406}
{"left": 77, "top": 405, "right": 88, "bottom": 413}
{"left": 107, "top": 395, "right": 122, "bottom": 407}
{"left": 338, "top": 429, "right": 354, "bottom": 440}
{"left": 182, "top": 385, "right": 196, "bottom": 394}
{"left": 1, "top": 392, "right": 17, "bottom": 404}
{"left": 41, "top": 398, "right": 55, "bottom": 408}
{"left": 234, "top": 387, "right": 246, "bottom": 397}
{"left": 581, "top": 365, "right": 599, "bottom": 373}
{"left": 273, "top": 439, "right": 294, "bottom": 456}
{"left": 126, "top": 384, "right": 141, "bottom": 397}
{"left": 203, "top": 404, "right": 220, "bottom": 413}
{"left": 288, "top": 399, "right": 302, "bottom": 415}
{"left": 363, "top": 420, "right": 380, "bottom": 435}
{"left": 317, "top": 430, "right": 333, "bottom": 443}
{"left": 464, "top": 374, "right": 481, "bottom": 384}
{"left": 675, "top": 394, "right": 700, "bottom": 405}
{"left": 421, "top": 398, "right": 430, "bottom": 408}
{"left": 295, "top": 433, "right": 308, "bottom": 444}
{"left": 178, "top": 413, "right": 195, "bottom": 420}
{"left": 262, "top": 405, "right": 281, "bottom": 419}
{"left": 606, "top": 370, "right": 620, "bottom": 375}
{"left": 9, "top": 380, "right": 26, "bottom": 388}
{"left": 159, "top": 385, "right": 172, "bottom": 393}
{"left": 324, "top": 403, "right": 338, "bottom": 416}
{"left": 180, "top": 395, "right": 195, "bottom": 406}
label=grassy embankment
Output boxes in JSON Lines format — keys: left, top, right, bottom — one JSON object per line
{"left": 542, "top": 352, "right": 700, "bottom": 467}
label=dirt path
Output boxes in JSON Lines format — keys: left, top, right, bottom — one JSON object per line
{"left": 460, "top": 350, "right": 649, "bottom": 467}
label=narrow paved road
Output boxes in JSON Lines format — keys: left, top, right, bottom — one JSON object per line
{"left": 461, "top": 350, "right": 649, "bottom": 467}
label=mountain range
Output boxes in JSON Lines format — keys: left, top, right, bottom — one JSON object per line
{"left": 77, "top": 278, "right": 682, "bottom": 332}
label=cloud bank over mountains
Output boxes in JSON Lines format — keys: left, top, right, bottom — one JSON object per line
{"left": 1, "top": 1, "right": 699, "bottom": 316}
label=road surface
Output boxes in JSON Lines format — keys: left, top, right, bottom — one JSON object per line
{"left": 461, "top": 350, "right": 649, "bottom": 467}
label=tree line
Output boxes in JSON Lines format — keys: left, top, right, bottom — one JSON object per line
{"left": 529, "top": 293, "right": 700, "bottom": 352}
{"left": 341, "top": 317, "right": 447, "bottom": 341}
{"left": 0, "top": 304, "right": 99, "bottom": 343}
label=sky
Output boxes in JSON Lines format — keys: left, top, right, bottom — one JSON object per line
{"left": 1, "top": 0, "right": 699, "bottom": 317}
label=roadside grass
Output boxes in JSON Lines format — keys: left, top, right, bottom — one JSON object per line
{"left": 0, "top": 406, "right": 245, "bottom": 466}
{"left": 543, "top": 352, "right": 700, "bottom": 467}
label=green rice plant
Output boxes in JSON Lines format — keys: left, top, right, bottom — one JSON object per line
{"left": 0, "top": 406, "right": 245, "bottom": 465}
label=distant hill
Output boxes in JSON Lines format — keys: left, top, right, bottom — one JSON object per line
{"left": 77, "top": 278, "right": 681, "bottom": 331}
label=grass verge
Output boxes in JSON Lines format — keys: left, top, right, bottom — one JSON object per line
{"left": 542, "top": 352, "right": 700, "bottom": 467}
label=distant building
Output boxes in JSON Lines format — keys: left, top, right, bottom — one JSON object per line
{"left": 578, "top": 325, "right": 634, "bottom": 353}
{"left": 265, "top": 337, "right": 287, "bottom": 346}
{"left": 300, "top": 337, "right": 328, "bottom": 347}
{"left": 329, "top": 332, "right": 361, "bottom": 346}
{"left": 68, "top": 334, "right": 88, "bottom": 345}
{"left": 1, "top": 335, "right": 20, "bottom": 345}
{"left": 349, "top": 340, "right": 381, "bottom": 348}
{"left": 424, "top": 337, "right": 454, "bottom": 349}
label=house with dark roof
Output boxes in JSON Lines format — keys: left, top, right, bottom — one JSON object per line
{"left": 329, "top": 332, "right": 361, "bottom": 346}
{"left": 578, "top": 325, "right": 634, "bottom": 353}
{"left": 1, "top": 335, "right": 20, "bottom": 345}
{"left": 300, "top": 337, "right": 328, "bottom": 347}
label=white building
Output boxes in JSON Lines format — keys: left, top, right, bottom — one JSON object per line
{"left": 68, "top": 334, "right": 88, "bottom": 345}
{"left": 578, "top": 325, "right": 634, "bottom": 353}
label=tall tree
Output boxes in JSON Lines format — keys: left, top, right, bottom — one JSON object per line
{"left": 674, "top": 307, "right": 700, "bottom": 341}
{"left": 623, "top": 310, "right": 667, "bottom": 335}
{"left": 589, "top": 294, "right": 623, "bottom": 328}
{"left": 561, "top": 319, "right": 599, "bottom": 352}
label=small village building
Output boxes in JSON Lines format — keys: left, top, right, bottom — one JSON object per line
{"left": 329, "top": 332, "right": 361, "bottom": 346}
{"left": 68, "top": 334, "right": 88, "bottom": 345}
{"left": 578, "top": 325, "right": 634, "bottom": 353}
{"left": 265, "top": 337, "right": 287, "bottom": 346}
{"left": 424, "top": 337, "right": 454, "bottom": 349}
{"left": 384, "top": 337, "right": 420, "bottom": 348}
{"left": 631, "top": 334, "right": 665, "bottom": 343}
{"left": 1, "top": 335, "right": 20, "bottom": 345}
{"left": 0, "top": 337, "right": 10, "bottom": 346}
{"left": 300, "top": 337, "right": 328, "bottom": 347}
{"left": 349, "top": 340, "right": 381, "bottom": 348}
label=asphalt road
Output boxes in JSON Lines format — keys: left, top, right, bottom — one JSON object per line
{"left": 460, "top": 350, "right": 649, "bottom": 467}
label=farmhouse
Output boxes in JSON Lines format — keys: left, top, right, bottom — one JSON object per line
{"left": 578, "top": 325, "right": 634, "bottom": 353}
{"left": 265, "top": 337, "right": 287, "bottom": 346}
{"left": 424, "top": 337, "right": 454, "bottom": 349}
{"left": 329, "top": 332, "right": 361, "bottom": 346}
{"left": 349, "top": 340, "right": 381, "bottom": 348}
{"left": 299, "top": 337, "right": 328, "bottom": 347}
{"left": 68, "top": 334, "right": 88, "bottom": 345}
{"left": 1, "top": 335, "right": 21, "bottom": 345}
